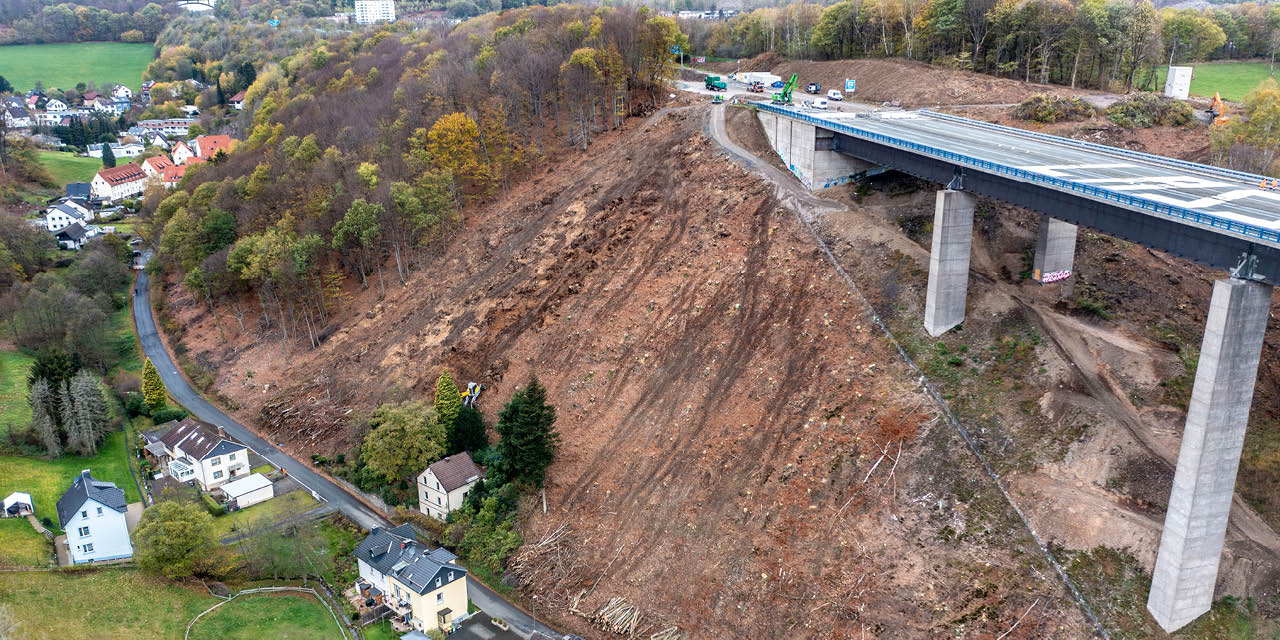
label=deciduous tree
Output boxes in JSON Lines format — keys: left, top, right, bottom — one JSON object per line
{"left": 134, "top": 500, "right": 227, "bottom": 579}
{"left": 359, "top": 402, "right": 446, "bottom": 483}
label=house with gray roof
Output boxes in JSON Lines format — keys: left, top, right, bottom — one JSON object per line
{"left": 45, "top": 202, "right": 87, "bottom": 232}
{"left": 55, "top": 222, "right": 88, "bottom": 250}
{"left": 56, "top": 470, "right": 132, "bottom": 564}
{"left": 417, "top": 452, "right": 483, "bottom": 521}
{"left": 147, "top": 418, "right": 249, "bottom": 490}
{"left": 355, "top": 524, "right": 468, "bottom": 634}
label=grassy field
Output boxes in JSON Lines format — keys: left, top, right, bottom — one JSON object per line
{"left": 362, "top": 620, "right": 399, "bottom": 640}
{"left": 37, "top": 150, "right": 102, "bottom": 186}
{"left": 0, "top": 42, "right": 153, "bottom": 93}
{"left": 1154, "top": 61, "right": 1280, "bottom": 102}
{"left": 0, "top": 569, "right": 216, "bottom": 638}
{"left": 187, "top": 593, "right": 344, "bottom": 640}
{"left": 0, "top": 518, "right": 52, "bottom": 568}
{"left": 0, "top": 351, "right": 35, "bottom": 433}
{"left": 212, "top": 489, "right": 319, "bottom": 538}
{"left": 0, "top": 431, "right": 141, "bottom": 532}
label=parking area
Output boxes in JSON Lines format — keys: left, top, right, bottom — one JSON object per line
{"left": 452, "top": 616, "right": 521, "bottom": 640}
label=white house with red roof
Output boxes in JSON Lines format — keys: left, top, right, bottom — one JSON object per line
{"left": 229, "top": 90, "right": 246, "bottom": 110}
{"left": 90, "top": 164, "right": 148, "bottom": 202}
{"left": 171, "top": 140, "right": 195, "bottom": 165}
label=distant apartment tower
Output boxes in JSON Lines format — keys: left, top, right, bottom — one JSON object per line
{"left": 355, "top": 0, "right": 395, "bottom": 24}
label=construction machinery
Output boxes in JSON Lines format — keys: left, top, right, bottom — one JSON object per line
{"left": 704, "top": 75, "right": 727, "bottom": 91}
{"left": 771, "top": 73, "right": 798, "bottom": 105}
{"left": 1209, "top": 92, "right": 1229, "bottom": 124}
{"left": 806, "top": 82, "right": 821, "bottom": 94}
{"left": 462, "top": 382, "right": 485, "bottom": 408}
{"left": 711, "top": 94, "right": 724, "bottom": 104}
{"left": 748, "top": 81, "right": 765, "bottom": 93}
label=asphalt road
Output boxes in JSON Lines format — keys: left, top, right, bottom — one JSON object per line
{"left": 132, "top": 253, "right": 561, "bottom": 639}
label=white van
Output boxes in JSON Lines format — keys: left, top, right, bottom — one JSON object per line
{"left": 810, "top": 98, "right": 829, "bottom": 110}
{"left": 827, "top": 89, "right": 844, "bottom": 101}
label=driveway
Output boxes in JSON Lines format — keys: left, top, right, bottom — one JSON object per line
{"left": 132, "top": 252, "right": 562, "bottom": 638}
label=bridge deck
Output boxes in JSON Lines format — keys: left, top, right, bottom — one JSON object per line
{"left": 757, "top": 103, "right": 1280, "bottom": 248}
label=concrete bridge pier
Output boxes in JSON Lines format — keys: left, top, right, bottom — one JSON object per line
{"left": 1032, "top": 215, "right": 1077, "bottom": 284}
{"left": 923, "top": 189, "right": 976, "bottom": 337}
{"left": 1148, "top": 276, "right": 1273, "bottom": 632}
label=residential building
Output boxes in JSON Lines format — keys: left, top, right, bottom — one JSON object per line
{"left": 229, "top": 90, "right": 246, "bottom": 110}
{"left": 355, "top": 0, "right": 396, "bottom": 24}
{"left": 65, "top": 182, "right": 91, "bottom": 200}
{"left": 55, "top": 223, "right": 89, "bottom": 250}
{"left": 218, "top": 473, "right": 274, "bottom": 509}
{"left": 137, "top": 118, "right": 196, "bottom": 137}
{"left": 171, "top": 140, "right": 195, "bottom": 165}
{"left": 45, "top": 98, "right": 67, "bottom": 112}
{"left": 180, "top": 104, "right": 200, "bottom": 117}
{"left": 81, "top": 91, "right": 100, "bottom": 103}
{"left": 149, "top": 418, "right": 249, "bottom": 491}
{"left": 4, "top": 107, "right": 31, "bottom": 128}
{"left": 417, "top": 452, "right": 482, "bottom": 521}
{"left": 142, "top": 155, "right": 176, "bottom": 182}
{"left": 113, "top": 97, "right": 131, "bottom": 115}
{"left": 355, "top": 525, "right": 467, "bottom": 634}
{"left": 87, "top": 142, "right": 144, "bottom": 159}
{"left": 193, "top": 134, "right": 231, "bottom": 160}
{"left": 145, "top": 133, "right": 170, "bottom": 149}
{"left": 91, "top": 96, "right": 116, "bottom": 114}
{"left": 112, "top": 85, "right": 133, "bottom": 100}
{"left": 161, "top": 163, "right": 189, "bottom": 189}
{"left": 56, "top": 470, "right": 133, "bottom": 564}
{"left": 141, "top": 80, "right": 155, "bottom": 101}
{"left": 45, "top": 203, "right": 88, "bottom": 231}
{"left": 91, "top": 164, "right": 148, "bottom": 202}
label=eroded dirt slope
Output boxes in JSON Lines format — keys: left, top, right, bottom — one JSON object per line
{"left": 164, "top": 107, "right": 1093, "bottom": 637}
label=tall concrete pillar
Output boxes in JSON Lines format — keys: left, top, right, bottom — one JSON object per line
{"left": 1148, "top": 277, "right": 1274, "bottom": 632}
{"left": 1032, "top": 215, "right": 1077, "bottom": 283}
{"left": 923, "top": 190, "right": 975, "bottom": 337}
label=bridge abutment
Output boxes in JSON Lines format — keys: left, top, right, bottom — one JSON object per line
{"left": 1032, "top": 215, "right": 1077, "bottom": 284}
{"left": 924, "top": 189, "right": 975, "bottom": 337}
{"left": 1148, "top": 277, "right": 1273, "bottom": 632}
{"left": 755, "top": 110, "right": 871, "bottom": 189}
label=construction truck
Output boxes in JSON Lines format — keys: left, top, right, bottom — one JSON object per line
{"left": 704, "top": 75, "right": 727, "bottom": 91}
{"left": 748, "top": 81, "right": 765, "bottom": 93}
{"left": 711, "top": 94, "right": 724, "bottom": 104}
{"left": 771, "top": 73, "right": 798, "bottom": 106}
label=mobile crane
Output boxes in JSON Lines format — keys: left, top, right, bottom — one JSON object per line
{"left": 771, "top": 73, "right": 798, "bottom": 105}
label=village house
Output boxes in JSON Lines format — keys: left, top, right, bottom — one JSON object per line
{"left": 161, "top": 163, "right": 189, "bottom": 189}
{"left": 193, "top": 134, "right": 231, "bottom": 160}
{"left": 112, "top": 85, "right": 132, "bottom": 100}
{"left": 56, "top": 470, "right": 133, "bottom": 564}
{"left": 2, "top": 492, "right": 33, "bottom": 518}
{"left": 45, "top": 98, "right": 67, "bottom": 112}
{"left": 137, "top": 118, "right": 196, "bottom": 137}
{"left": 417, "top": 453, "right": 482, "bottom": 521}
{"left": 145, "top": 418, "right": 249, "bottom": 491}
{"left": 145, "top": 133, "right": 170, "bottom": 149}
{"left": 141, "top": 155, "right": 176, "bottom": 181}
{"left": 171, "top": 140, "right": 195, "bottom": 165}
{"left": 45, "top": 202, "right": 90, "bottom": 231}
{"left": 87, "top": 142, "right": 144, "bottom": 159}
{"left": 355, "top": 525, "right": 467, "bottom": 634}
{"left": 91, "top": 163, "right": 148, "bottom": 202}
{"left": 229, "top": 90, "right": 246, "bottom": 110}
{"left": 3, "top": 106, "right": 31, "bottom": 128}
{"left": 141, "top": 80, "right": 155, "bottom": 101}
{"left": 55, "top": 222, "right": 89, "bottom": 250}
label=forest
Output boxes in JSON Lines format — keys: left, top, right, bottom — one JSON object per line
{"left": 147, "top": 5, "right": 684, "bottom": 350}
{"left": 0, "top": 0, "right": 171, "bottom": 44}
{"left": 682, "top": 0, "right": 1280, "bottom": 91}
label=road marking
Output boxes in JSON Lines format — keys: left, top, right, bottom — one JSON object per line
{"left": 1078, "top": 176, "right": 1235, "bottom": 191}
{"left": 1020, "top": 163, "right": 1137, "bottom": 177}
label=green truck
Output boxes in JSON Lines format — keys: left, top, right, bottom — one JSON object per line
{"left": 704, "top": 75, "right": 727, "bottom": 91}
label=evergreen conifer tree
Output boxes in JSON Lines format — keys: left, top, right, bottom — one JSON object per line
{"left": 101, "top": 141, "right": 116, "bottom": 168}
{"left": 142, "top": 358, "right": 166, "bottom": 411}
{"left": 495, "top": 376, "right": 559, "bottom": 488}
{"left": 448, "top": 405, "right": 489, "bottom": 455}
{"left": 435, "top": 369, "right": 462, "bottom": 433}
{"left": 28, "top": 379, "right": 61, "bottom": 457}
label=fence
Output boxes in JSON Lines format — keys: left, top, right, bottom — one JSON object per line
{"left": 754, "top": 102, "right": 1280, "bottom": 246}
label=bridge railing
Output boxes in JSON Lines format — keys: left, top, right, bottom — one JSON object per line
{"left": 919, "top": 110, "right": 1273, "bottom": 187}
{"left": 754, "top": 102, "right": 1280, "bottom": 246}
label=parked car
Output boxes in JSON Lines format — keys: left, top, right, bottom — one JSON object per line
{"left": 771, "top": 80, "right": 785, "bottom": 88}
{"left": 827, "top": 89, "right": 844, "bottom": 101}
{"left": 810, "top": 98, "right": 829, "bottom": 109}
{"left": 806, "top": 82, "right": 821, "bottom": 94}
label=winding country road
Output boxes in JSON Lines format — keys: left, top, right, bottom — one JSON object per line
{"left": 132, "top": 253, "right": 561, "bottom": 639}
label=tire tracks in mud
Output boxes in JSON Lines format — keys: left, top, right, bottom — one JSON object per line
{"left": 704, "top": 102, "right": 1111, "bottom": 638}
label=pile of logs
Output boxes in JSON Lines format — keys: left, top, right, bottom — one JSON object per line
{"left": 593, "top": 597, "right": 642, "bottom": 636}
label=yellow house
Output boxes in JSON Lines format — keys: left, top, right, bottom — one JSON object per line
{"left": 355, "top": 524, "right": 469, "bottom": 633}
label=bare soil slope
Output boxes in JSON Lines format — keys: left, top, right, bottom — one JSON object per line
{"left": 163, "top": 107, "right": 1093, "bottom": 637}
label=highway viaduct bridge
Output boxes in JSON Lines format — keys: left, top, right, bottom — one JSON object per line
{"left": 753, "top": 103, "right": 1280, "bottom": 633}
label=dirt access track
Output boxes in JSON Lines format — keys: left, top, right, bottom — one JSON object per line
{"left": 164, "top": 103, "right": 1101, "bottom": 636}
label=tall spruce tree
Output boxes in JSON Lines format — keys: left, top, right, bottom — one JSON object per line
{"left": 142, "top": 358, "right": 166, "bottom": 411}
{"left": 494, "top": 376, "right": 559, "bottom": 488}
{"left": 64, "top": 371, "right": 107, "bottom": 456}
{"left": 28, "top": 379, "right": 61, "bottom": 457}
{"left": 101, "top": 142, "right": 116, "bottom": 168}
{"left": 449, "top": 405, "right": 489, "bottom": 455}
{"left": 435, "top": 369, "right": 462, "bottom": 434}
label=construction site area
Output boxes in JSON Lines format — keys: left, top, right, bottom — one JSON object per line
{"left": 154, "top": 58, "right": 1280, "bottom": 638}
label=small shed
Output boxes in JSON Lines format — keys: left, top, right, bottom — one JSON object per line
{"left": 3, "top": 492, "right": 33, "bottom": 518}
{"left": 219, "top": 473, "right": 274, "bottom": 509}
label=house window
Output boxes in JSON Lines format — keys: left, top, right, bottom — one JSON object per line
{"left": 81, "top": 510, "right": 87, "bottom": 518}
{"left": 436, "top": 481, "right": 441, "bottom": 490}
{"left": 437, "top": 592, "right": 443, "bottom": 604}
{"left": 78, "top": 526, "right": 89, "bottom": 536}
{"left": 83, "top": 543, "right": 94, "bottom": 553}
{"left": 213, "top": 470, "right": 224, "bottom": 479}
{"left": 96, "top": 507, "right": 103, "bottom": 515}
{"left": 436, "top": 496, "right": 442, "bottom": 505}
{"left": 229, "top": 453, "right": 236, "bottom": 461}
{"left": 448, "top": 572, "right": 454, "bottom": 581}
{"left": 435, "top": 578, "right": 441, "bottom": 587}
{"left": 210, "top": 457, "right": 221, "bottom": 466}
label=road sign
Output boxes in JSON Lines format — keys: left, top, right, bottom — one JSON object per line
{"left": 845, "top": 78, "right": 856, "bottom": 93}
{"left": 670, "top": 45, "right": 681, "bottom": 54}
{"left": 695, "top": 56, "right": 706, "bottom": 64}
{"left": 268, "top": 18, "right": 280, "bottom": 27}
